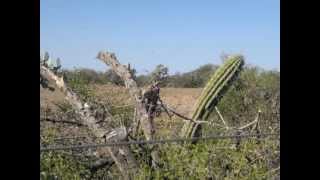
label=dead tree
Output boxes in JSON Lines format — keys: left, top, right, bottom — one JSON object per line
{"left": 40, "top": 65, "right": 138, "bottom": 180}
{"left": 97, "top": 51, "right": 161, "bottom": 168}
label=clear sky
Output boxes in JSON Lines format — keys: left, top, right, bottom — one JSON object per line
{"left": 41, "top": 0, "right": 279, "bottom": 74}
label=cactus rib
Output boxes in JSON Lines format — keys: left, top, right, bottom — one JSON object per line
{"left": 180, "top": 55, "right": 244, "bottom": 138}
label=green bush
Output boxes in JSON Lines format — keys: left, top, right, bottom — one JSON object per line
{"left": 133, "top": 138, "right": 279, "bottom": 180}
{"left": 40, "top": 129, "right": 90, "bottom": 180}
{"left": 211, "top": 65, "right": 280, "bottom": 131}
{"left": 63, "top": 69, "right": 95, "bottom": 102}
{"left": 40, "top": 152, "right": 89, "bottom": 180}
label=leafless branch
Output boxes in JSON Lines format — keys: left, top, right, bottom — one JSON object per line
{"left": 40, "top": 117, "right": 85, "bottom": 127}
{"left": 250, "top": 109, "right": 261, "bottom": 134}
{"left": 97, "top": 51, "right": 161, "bottom": 168}
{"left": 160, "top": 103, "right": 196, "bottom": 123}
{"left": 215, "top": 106, "right": 229, "bottom": 130}
{"left": 40, "top": 64, "right": 138, "bottom": 179}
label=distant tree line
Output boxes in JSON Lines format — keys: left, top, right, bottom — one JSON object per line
{"left": 61, "top": 63, "right": 279, "bottom": 88}
{"left": 62, "top": 68, "right": 125, "bottom": 86}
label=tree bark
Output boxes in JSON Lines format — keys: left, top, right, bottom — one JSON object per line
{"left": 97, "top": 51, "right": 161, "bottom": 168}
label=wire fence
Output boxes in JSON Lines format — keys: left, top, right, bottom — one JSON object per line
{"left": 40, "top": 132, "right": 279, "bottom": 152}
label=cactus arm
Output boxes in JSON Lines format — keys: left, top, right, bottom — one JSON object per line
{"left": 180, "top": 55, "right": 244, "bottom": 138}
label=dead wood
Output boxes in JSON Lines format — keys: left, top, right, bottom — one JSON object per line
{"left": 40, "top": 65, "right": 138, "bottom": 180}
{"left": 97, "top": 51, "right": 161, "bottom": 168}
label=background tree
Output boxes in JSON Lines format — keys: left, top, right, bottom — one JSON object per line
{"left": 150, "top": 64, "right": 169, "bottom": 84}
{"left": 44, "top": 51, "right": 50, "bottom": 65}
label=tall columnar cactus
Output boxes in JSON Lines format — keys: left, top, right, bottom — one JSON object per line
{"left": 180, "top": 55, "right": 245, "bottom": 138}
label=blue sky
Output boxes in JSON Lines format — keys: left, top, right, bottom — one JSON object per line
{"left": 41, "top": 0, "right": 279, "bottom": 74}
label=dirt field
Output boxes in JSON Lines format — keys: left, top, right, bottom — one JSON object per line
{"left": 40, "top": 84, "right": 204, "bottom": 137}
{"left": 41, "top": 84, "right": 203, "bottom": 116}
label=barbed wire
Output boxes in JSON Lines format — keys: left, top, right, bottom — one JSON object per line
{"left": 40, "top": 133, "right": 279, "bottom": 152}
{"left": 51, "top": 136, "right": 88, "bottom": 141}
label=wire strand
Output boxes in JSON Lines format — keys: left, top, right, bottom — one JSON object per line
{"left": 41, "top": 133, "right": 279, "bottom": 152}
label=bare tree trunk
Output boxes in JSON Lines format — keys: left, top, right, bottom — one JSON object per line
{"left": 40, "top": 65, "right": 138, "bottom": 179}
{"left": 97, "top": 51, "right": 161, "bottom": 168}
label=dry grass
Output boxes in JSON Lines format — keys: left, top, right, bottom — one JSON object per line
{"left": 41, "top": 85, "right": 202, "bottom": 112}
{"left": 40, "top": 84, "right": 204, "bottom": 137}
{"left": 40, "top": 86, "right": 67, "bottom": 111}
{"left": 160, "top": 88, "right": 202, "bottom": 115}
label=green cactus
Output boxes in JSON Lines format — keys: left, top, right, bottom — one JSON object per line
{"left": 180, "top": 55, "right": 244, "bottom": 138}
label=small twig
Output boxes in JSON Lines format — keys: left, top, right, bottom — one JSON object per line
{"left": 40, "top": 117, "right": 84, "bottom": 126}
{"left": 160, "top": 103, "right": 196, "bottom": 122}
{"left": 269, "top": 166, "right": 280, "bottom": 173}
{"left": 160, "top": 102, "right": 227, "bottom": 125}
{"left": 111, "top": 104, "right": 135, "bottom": 109}
{"left": 158, "top": 99, "right": 172, "bottom": 120}
{"left": 132, "top": 107, "right": 141, "bottom": 137}
{"left": 215, "top": 106, "right": 229, "bottom": 130}
{"left": 237, "top": 119, "right": 258, "bottom": 130}
{"left": 197, "top": 121, "right": 228, "bottom": 129}
{"left": 250, "top": 109, "right": 262, "bottom": 134}
{"left": 133, "top": 107, "right": 137, "bottom": 123}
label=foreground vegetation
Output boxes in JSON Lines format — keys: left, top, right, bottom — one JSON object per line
{"left": 40, "top": 54, "right": 279, "bottom": 179}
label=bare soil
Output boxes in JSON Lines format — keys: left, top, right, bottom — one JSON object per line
{"left": 40, "top": 84, "right": 204, "bottom": 137}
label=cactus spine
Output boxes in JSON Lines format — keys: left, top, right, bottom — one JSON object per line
{"left": 180, "top": 55, "right": 244, "bottom": 138}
